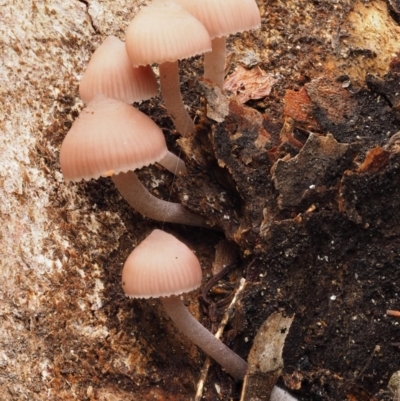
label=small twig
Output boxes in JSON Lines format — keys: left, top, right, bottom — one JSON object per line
{"left": 387, "top": 310, "right": 400, "bottom": 318}
{"left": 195, "top": 278, "right": 247, "bottom": 401}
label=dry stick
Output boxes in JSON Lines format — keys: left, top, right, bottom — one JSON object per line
{"left": 194, "top": 278, "right": 247, "bottom": 401}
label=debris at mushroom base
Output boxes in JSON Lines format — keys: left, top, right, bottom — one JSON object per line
{"left": 388, "top": 371, "right": 400, "bottom": 401}
{"left": 176, "top": 57, "right": 400, "bottom": 400}
{"left": 240, "top": 312, "right": 294, "bottom": 401}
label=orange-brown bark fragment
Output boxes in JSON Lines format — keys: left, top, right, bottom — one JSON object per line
{"left": 305, "top": 76, "right": 358, "bottom": 125}
{"left": 284, "top": 87, "right": 320, "bottom": 131}
{"left": 357, "top": 146, "right": 390, "bottom": 173}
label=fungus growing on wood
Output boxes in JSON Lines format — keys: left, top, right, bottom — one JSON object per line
{"left": 174, "top": 0, "right": 261, "bottom": 88}
{"left": 79, "top": 35, "right": 157, "bottom": 104}
{"left": 60, "top": 95, "right": 207, "bottom": 227}
{"left": 125, "top": 0, "right": 211, "bottom": 136}
{"left": 122, "top": 229, "right": 248, "bottom": 379}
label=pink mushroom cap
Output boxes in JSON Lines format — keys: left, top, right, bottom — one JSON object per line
{"left": 60, "top": 94, "right": 167, "bottom": 182}
{"left": 125, "top": 0, "right": 211, "bottom": 67}
{"left": 122, "top": 229, "right": 202, "bottom": 298}
{"left": 173, "top": 0, "right": 261, "bottom": 39}
{"left": 79, "top": 35, "right": 157, "bottom": 104}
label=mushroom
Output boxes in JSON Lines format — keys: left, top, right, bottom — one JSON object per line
{"left": 79, "top": 35, "right": 157, "bottom": 104}
{"left": 122, "top": 229, "right": 248, "bottom": 380}
{"left": 173, "top": 0, "right": 261, "bottom": 89}
{"left": 125, "top": 0, "right": 211, "bottom": 136}
{"left": 60, "top": 94, "right": 207, "bottom": 227}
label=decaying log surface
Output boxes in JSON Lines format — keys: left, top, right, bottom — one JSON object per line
{"left": 1, "top": 0, "right": 400, "bottom": 400}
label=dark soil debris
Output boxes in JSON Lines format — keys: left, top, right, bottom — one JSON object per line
{"left": 173, "top": 55, "right": 400, "bottom": 400}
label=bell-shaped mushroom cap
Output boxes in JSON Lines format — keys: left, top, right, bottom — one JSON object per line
{"left": 79, "top": 35, "right": 158, "bottom": 104}
{"left": 125, "top": 0, "right": 212, "bottom": 67}
{"left": 173, "top": 0, "right": 261, "bottom": 39}
{"left": 60, "top": 94, "right": 167, "bottom": 182}
{"left": 122, "top": 229, "right": 202, "bottom": 299}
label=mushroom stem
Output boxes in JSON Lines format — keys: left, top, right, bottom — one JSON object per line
{"left": 158, "top": 151, "right": 187, "bottom": 175}
{"left": 161, "top": 295, "right": 248, "bottom": 380}
{"left": 204, "top": 37, "right": 226, "bottom": 89}
{"left": 112, "top": 171, "right": 207, "bottom": 227}
{"left": 159, "top": 61, "right": 195, "bottom": 136}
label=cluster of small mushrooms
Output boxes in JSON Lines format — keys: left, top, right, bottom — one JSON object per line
{"left": 58, "top": 0, "right": 297, "bottom": 395}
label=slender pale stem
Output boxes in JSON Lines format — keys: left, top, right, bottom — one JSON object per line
{"left": 204, "top": 37, "right": 226, "bottom": 89}
{"left": 161, "top": 295, "right": 248, "bottom": 380}
{"left": 112, "top": 171, "right": 207, "bottom": 227}
{"left": 158, "top": 151, "right": 187, "bottom": 175}
{"left": 159, "top": 61, "right": 195, "bottom": 136}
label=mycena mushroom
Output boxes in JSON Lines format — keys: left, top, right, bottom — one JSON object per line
{"left": 174, "top": 0, "right": 261, "bottom": 89}
{"left": 79, "top": 35, "right": 157, "bottom": 104}
{"left": 60, "top": 94, "right": 207, "bottom": 227}
{"left": 125, "top": 0, "right": 212, "bottom": 136}
{"left": 121, "top": 229, "right": 248, "bottom": 379}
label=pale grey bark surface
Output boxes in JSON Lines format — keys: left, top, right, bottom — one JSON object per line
{"left": 0, "top": 1, "right": 151, "bottom": 399}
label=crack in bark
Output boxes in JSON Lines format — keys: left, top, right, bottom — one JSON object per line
{"left": 77, "top": 0, "right": 99, "bottom": 34}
